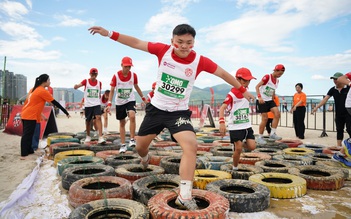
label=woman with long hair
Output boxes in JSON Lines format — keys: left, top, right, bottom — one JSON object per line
{"left": 20, "top": 74, "right": 70, "bottom": 160}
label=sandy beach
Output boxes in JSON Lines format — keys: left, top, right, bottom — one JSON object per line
{"left": 0, "top": 111, "right": 350, "bottom": 218}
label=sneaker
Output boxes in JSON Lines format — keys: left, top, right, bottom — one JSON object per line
{"left": 256, "top": 137, "right": 267, "bottom": 145}
{"left": 232, "top": 166, "right": 238, "bottom": 171}
{"left": 332, "top": 153, "right": 351, "bottom": 167}
{"left": 98, "top": 137, "right": 106, "bottom": 144}
{"left": 140, "top": 154, "right": 150, "bottom": 170}
{"left": 129, "top": 139, "right": 136, "bottom": 148}
{"left": 175, "top": 197, "right": 199, "bottom": 211}
{"left": 269, "top": 133, "right": 282, "bottom": 140}
{"left": 343, "top": 139, "right": 351, "bottom": 157}
{"left": 119, "top": 144, "right": 127, "bottom": 153}
{"left": 84, "top": 136, "right": 91, "bottom": 143}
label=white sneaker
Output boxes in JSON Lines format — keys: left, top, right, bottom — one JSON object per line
{"left": 256, "top": 137, "right": 267, "bottom": 145}
{"left": 84, "top": 136, "right": 91, "bottom": 143}
{"left": 98, "top": 137, "right": 106, "bottom": 144}
{"left": 119, "top": 144, "right": 127, "bottom": 153}
{"left": 270, "top": 133, "right": 282, "bottom": 140}
{"left": 129, "top": 139, "right": 136, "bottom": 147}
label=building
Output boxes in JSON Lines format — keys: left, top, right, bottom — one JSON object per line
{"left": 0, "top": 70, "right": 27, "bottom": 103}
{"left": 53, "top": 88, "right": 74, "bottom": 103}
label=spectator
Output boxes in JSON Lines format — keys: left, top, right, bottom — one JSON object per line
{"left": 291, "top": 83, "right": 306, "bottom": 139}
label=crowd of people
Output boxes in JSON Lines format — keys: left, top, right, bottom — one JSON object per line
{"left": 19, "top": 23, "right": 350, "bottom": 210}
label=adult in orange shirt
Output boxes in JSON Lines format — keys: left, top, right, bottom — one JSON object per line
{"left": 266, "top": 95, "right": 280, "bottom": 135}
{"left": 290, "top": 83, "right": 306, "bottom": 139}
{"left": 21, "top": 74, "right": 70, "bottom": 160}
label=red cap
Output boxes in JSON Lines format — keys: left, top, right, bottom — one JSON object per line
{"left": 90, "top": 68, "right": 98, "bottom": 74}
{"left": 121, "top": 56, "right": 133, "bottom": 66}
{"left": 274, "top": 64, "right": 285, "bottom": 71}
{"left": 236, "top": 67, "right": 256, "bottom": 80}
{"left": 152, "top": 82, "right": 157, "bottom": 89}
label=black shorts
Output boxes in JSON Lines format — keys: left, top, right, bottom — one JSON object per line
{"left": 256, "top": 100, "right": 277, "bottom": 113}
{"left": 229, "top": 127, "right": 255, "bottom": 142}
{"left": 85, "top": 105, "right": 102, "bottom": 121}
{"left": 138, "top": 104, "right": 194, "bottom": 137}
{"left": 115, "top": 101, "right": 136, "bottom": 120}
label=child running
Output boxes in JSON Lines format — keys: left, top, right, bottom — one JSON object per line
{"left": 219, "top": 67, "right": 257, "bottom": 170}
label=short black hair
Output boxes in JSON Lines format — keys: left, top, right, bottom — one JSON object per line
{"left": 295, "top": 83, "right": 303, "bottom": 89}
{"left": 173, "top": 24, "right": 196, "bottom": 38}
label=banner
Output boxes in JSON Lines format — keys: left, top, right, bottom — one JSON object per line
{"left": 3, "top": 105, "right": 58, "bottom": 138}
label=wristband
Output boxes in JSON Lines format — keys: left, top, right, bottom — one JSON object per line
{"left": 107, "top": 103, "right": 112, "bottom": 107}
{"left": 141, "top": 96, "right": 146, "bottom": 101}
{"left": 219, "top": 118, "right": 225, "bottom": 124}
{"left": 110, "top": 31, "right": 120, "bottom": 41}
{"left": 238, "top": 86, "right": 246, "bottom": 93}
{"left": 257, "top": 94, "right": 261, "bottom": 98}
{"left": 219, "top": 121, "right": 225, "bottom": 124}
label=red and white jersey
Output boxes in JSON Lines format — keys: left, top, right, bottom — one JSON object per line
{"left": 101, "top": 95, "right": 108, "bottom": 107}
{"left": 115, "top": 72, "right": 135, "bottom": 105}
{"left": 259, "top": 74, "right": 279, "bottom": 101}
{"left": 346, "top": 73, "right": 351, "bottom": 108}
{"left": 151, "top": 46, "right": 200, "bottom": 111}
{"left": 223, "top": 88, "right": 251, "bottom": 130}
{"left": 84, "top": 79, "right": 101, "bottom": 107}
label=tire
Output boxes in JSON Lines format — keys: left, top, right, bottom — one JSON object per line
{"left": 68, "top": 176, "right": 132, "bottom": 208}
{"left": 196, "top": 151, "right": 213, "bottom": 157}
{"left": 49, "top": 142, "right": 81, "bottom": 156}
{"left": 159, "top": 156, "right": 204, "bottom": 174}
{"left": 220, "top": 164, "right": 264, "bottom": 180}
{"left": 210, "top": 146, "right": 233, "bottom": 157}
{"left": 193, "top": 169, "right": 232, "bottom": 189}
{"left": 132, "top": 174, "right": 181, "bottom": 205}
{"left": 272, "top": 154, "right": 313, "bottom": 165}
{"left": 249, "top": 172, "right": 307, "bottom": 198}
{"left": 322, "top": 146, "right": 341, "bottom": 155}
{"left": 197, "top": 142, "right": 215, "bottom": 152}
{"left": 68, "top": 198, "right": 149, "bottom": 219}
{"left": 95, "top": 150, "right": 133, "bottom": 160}
{"left": 206, "top": 179, "right": 270, "bottom": 212}
{"left": 48, "top": 132, "right": 75, "bottom": 137}
{"left": 148, "top": 150, "right": 179, "bottom": 166}
{"left": 197, "top": 136, "right": 221, "bottom": 143}
{"left": 152, "top": 140, "right": 177, "bottom": 148}
{"left": 52, "top": 144, "right": 89, "bottom": 157}
{"left": 48, "top": 136, "right": 79, "bottom": 146}
{"left": 54, "top": 150, "right": 94, "bottom": 166}
{"left": 198, "top": 155, "right": 232, "bottom": 170}
{"left": 276, "top": 139, "right": 303, "bottom": 148}
{"left": 298, "top": 144, "right": 326, "bottom": 153}
{"left": 253, "top": 147, "right": 283, "bottom": 156}
{"left": 89, "top": 142, "right": 120, "bottom": 153}
{"left": 105, "top": 154, "right": 140, "bottom": 168}
{"left": 212, "top": 140, "right": 231, "bottom": 147}
{"left": 311, "top": 153, "right": 332, "bottom": 164}
{"left": 239, "top": 152, "right": 272, "bottom": 165}
{"left": 288, "top": 165, "right": 345, "bottom": 190}
{"left": 283, "top": 147, "right": 315, "bottom": 156}
{"left": 57, "top": 156, "right": 104, "bottom": 176}
{"left": 148, "top": 189, "right": 229, "bottom": 218}
{"left": 315, "top": 160, "right": 350, "bottom": 180}
{"left": 256, "top": 141, "right": 289, "bottom": 150}
{"left": 61, "top": 164, "right": 116, "bottom": 190}
{"left": 255, "top": 160, "right": 294, "bottom": 173}
{"left": 115, "top": 163, "right": 165, "bottom": 183}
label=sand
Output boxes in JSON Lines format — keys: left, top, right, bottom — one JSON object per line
{"left": 0, "top": 111, "right": 350, "bottom": 218}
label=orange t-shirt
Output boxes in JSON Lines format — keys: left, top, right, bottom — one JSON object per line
{"left": 21, "top": 86, "right": 54, "bottom": 122}
{"left": 268, "top": 95, "right": 280, "bottom": 119}
{"left": 293, "top": 92, "right": 306, "bottom": 107}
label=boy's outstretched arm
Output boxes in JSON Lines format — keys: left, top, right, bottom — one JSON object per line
{"left": 88, "top": 26, "right": 149, "bottom": 52}
{"left": 214, "top": 66, "right": 255, "bottom": 102}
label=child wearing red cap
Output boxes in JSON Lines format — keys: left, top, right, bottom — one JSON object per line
{"left": 89, "top": 24, "right": 255, "bottom": 211}
{"left": 255, "top": 64, "right": 285, "bottom": 144}
{"left": 74, "top": 68, "right": 106, "bottom": 144}
{"left": 105, "top": 57, "right": 147, "bottom": 153}
{"left": 219, "top": 67, "right": 257, "bottom": 170}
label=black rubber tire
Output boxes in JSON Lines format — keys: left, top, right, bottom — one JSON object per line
{"left": 89, "top": 143, "right": 120, "bottom": 153}
{"left": 132, "top": 174, "right": 181, "bottom": 205}
{"left": 311, "top": 153, "right": 332, "bottom": 164}
{"left": 256, "top": 141, "right": 289, "bottom": 150}
{"left": 115, "top": 163, "right": 165, "bottom": 183}
{"left": 68, "top": 176, "right": 132, "bottom": 208}
{"left": 197, "top": 155, "right": 232, "bottom": 170}
{"left": 315, "top": 160, "right": 350, "bottom": 180}
{"left": 298, "top": 144, "right": 326, "bottom": 153}
{"left": 210, "top": 146, "right": 233, "bottom": 157}
{"left": 57, "top": 156, "right": 105, "bottom": 176}
{"left": 48, "top": 132, "right": 75, "bottom": 137}
{"left": 253, "top": 147, "right": 283, "bottom": 156}
{"left": 206, "top": 179, "right": 270, "bottom": 212}
{"left": 53, "top": 144, "right": 89, "bottom": 156}
{"left": 255, "top": 160, "right": 295, "bottom": 173}
{"left": 68, "top": 198, "right": 149, "bottom": 219}
{"left": 148, "top": 189, "right": 229, "bottom": 218}
{"left": 105, "top": 154, "right": 140, "bottom": 168}
{"left": 288, "top": 165, "right": 345, "bottom": 190}
{"left": 50, "top": 137, "right": 80, "bottom": 146}
{"left": 159, "top": 156, "right": 204, "bottom": 174}
{"left": 220, "top": 164, "right": 264, "bottom": 180}
{"left": 272, "top": 154, "right": 314, "bottom": 165}
{"left": 61, "top": 164, "right": 116, "bottom": 190}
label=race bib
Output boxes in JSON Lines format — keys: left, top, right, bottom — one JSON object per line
{"left": 158, "top": 72, "right": 189, "bottom": 99}
{"left": 117, "top": 88, "right": 132, "bottom": 99}
{"left": 263, "top": 86, "right": 275, "bottom": 97}
{"left": 232, "top": 108, "right": 249, "bottom": 124}
{"left": 87, "top": 88, "right": 99, "bottom": 98}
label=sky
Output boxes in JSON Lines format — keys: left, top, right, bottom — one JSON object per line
{"left": 0, "top": 0, "right": 350, "bottom": 97}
